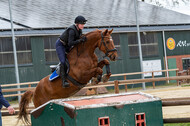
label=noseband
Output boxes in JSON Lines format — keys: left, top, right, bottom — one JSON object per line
{"left": 100, "top": 32, "right": 117, "bottom": 58}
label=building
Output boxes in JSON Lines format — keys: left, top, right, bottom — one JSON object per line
{"left": 0, "top": 0, "right": 190, "bottom": 85}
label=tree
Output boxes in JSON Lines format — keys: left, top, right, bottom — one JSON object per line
{"left": 141, "top": 0, "right": 190, "bottom": 8}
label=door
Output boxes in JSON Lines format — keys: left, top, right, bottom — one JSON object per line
{"left": 167, "top": 58, "right": 177, "bottom": 83}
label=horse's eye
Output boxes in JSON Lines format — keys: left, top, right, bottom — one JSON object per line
{"left": 106, "top": 41, "right": 110, "bottom": 44}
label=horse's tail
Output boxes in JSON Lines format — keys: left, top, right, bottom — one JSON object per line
{"left": 18, "top": 90, "right": 34, "bottom": 125}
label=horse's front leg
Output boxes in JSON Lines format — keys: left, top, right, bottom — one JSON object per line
{"left": 97, "top": 59, "right": 111, "bottom": 82}
{"left": 89, "top": 67, "right": 104, "bottom": 84}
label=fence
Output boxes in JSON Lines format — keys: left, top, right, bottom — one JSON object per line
{"left": 1, "top": 68, "right": 186, "bottom": 97}
{"left": 1, "top": 81, "right": 38, "bottom": 98}
{"left": 2, "top": 68, "right": 190, "bottom": 121}
{"left": 162, "top": 97, "right": 190, "bottom": 123}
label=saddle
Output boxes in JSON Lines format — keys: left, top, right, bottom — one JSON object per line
{"left": 49, "top": 59, "right": 70, "bottom": 81}
{"left": 49, "top": 59, "right": 86, "bottom": 88}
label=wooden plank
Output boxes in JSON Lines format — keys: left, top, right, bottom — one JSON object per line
{"left": 1, "top": 81, "right": 38, "bottom": 87}
{"left": 110, "top": 69, "right": 179, "bottom": 77}
{"left": 118, "top": 75, "right": 190, "bottom": 84}
{"left": 163, "top": 118, "right": 190, "bottom": 123}
{"left": 85, "top": 75, "right": 190, "bottom": 89}
{"left": 4, "top": 93, "right": 23, "bottom": 97}
{"left": 2, "top": 87, "right": 35, "bottom": 92}
{"left": 2, "top": 106, "right": 34, "bottom": 110}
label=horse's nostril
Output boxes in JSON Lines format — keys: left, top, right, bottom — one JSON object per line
{"left": 113, "top": 57, "right": 115, "bottom": 61}
{"left": 111, "top": 56, "right": 115, "bottom": 61}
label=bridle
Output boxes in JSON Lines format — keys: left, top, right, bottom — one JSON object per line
{"left": 100, "top": 32, "right": 117, "bottom": 58}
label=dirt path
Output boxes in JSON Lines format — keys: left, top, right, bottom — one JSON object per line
{"left": 2, "top": 86, "right": 190, "bottom": 125}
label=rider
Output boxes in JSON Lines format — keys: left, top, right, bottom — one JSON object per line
{"left": 56, "top": 15, "right": 87, "bottom": 88}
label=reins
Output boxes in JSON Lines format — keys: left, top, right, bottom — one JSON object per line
{"left": 75, "top": 41, "right": 85, "bottom": 65}
{"left": 76, "top": 31, "right": 117, "bottom": 60}
{"left": 76, "top": 41, "right": 85, "bottom": 57}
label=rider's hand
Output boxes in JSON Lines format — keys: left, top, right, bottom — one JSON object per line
{"left": 78, "top": 36, "right": 87, "bottom": 43}
{"left": 81, "top": 36, "right": 87, "bottom": 42}
{"left": 7, "top": 106, "right": 15, "bottom": 115}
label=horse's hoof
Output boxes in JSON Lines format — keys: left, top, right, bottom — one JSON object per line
{"left": 97, "top": 75, "right": 102, "bottom": 83}
{"left": 91, "top": 77, "right": 97, "bottom": 85}
{"left": 102, "top": 75, "right": 109, "bottom": 83}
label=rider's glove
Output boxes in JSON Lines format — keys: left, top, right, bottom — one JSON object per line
{"left": 81, "top": 36, "right": 87, "bottom": 42}
{"left": 77, "top": 36, "right": 87, "bottom": 43}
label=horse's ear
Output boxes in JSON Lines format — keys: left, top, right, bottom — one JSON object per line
{"left": 103, "top": 29, "right": 108, "bottom": 36}
{"left": 108, "top": 29, "right": 113, "bottom": 34}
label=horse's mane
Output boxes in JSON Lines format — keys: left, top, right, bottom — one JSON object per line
{"left": 83, "top": 29, "right": 101, "bottom": 37}
{"left": 69, "top": 29, "right": 101, "bottom": 55}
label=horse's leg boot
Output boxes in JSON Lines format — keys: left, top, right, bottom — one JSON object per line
{"left": 60, "top": 64, "right": 70, "bottom": 88}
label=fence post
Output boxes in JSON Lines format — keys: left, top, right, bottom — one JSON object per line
{"left": 114, "top": 80, "right": 119, "bottom": 94}
{"left": 152, "top": 72, "right": 155, "bottom": 89}
{"left": 176, "top": 70, "right": 179, "bottom": 86}
{"left": 187, "top": 67, "right": 190, "bottom": 83}
{"left": 124, "top": 75, "right": 127, "bottom": 92}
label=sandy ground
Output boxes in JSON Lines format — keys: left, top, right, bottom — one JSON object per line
{"left": 142, "top": 86, "right": 190, "bottom": 119}
{"left": 2, "top": 86, "right": 190, "bottom": 126}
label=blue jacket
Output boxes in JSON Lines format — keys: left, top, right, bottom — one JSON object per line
{"left": 0, "top": 86, "right": 10, "bottom": 109}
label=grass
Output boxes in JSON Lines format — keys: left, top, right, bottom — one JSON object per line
{"left": 164, "top": 123, "right": 190, "bottom": 126}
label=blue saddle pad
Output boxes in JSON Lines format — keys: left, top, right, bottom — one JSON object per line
{"left": 49, "top": 70, "right": 59, "bottom": 81}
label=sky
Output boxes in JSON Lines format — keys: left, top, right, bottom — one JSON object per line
{"left": 143, "top": 0, "right": 190, "bottom": 15}
{"left": 174, "top": 4, "right": 190, "bottom": 15}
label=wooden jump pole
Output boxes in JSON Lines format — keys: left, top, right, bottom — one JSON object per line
{"left": 162, "top": 97, "right": 190, "bottom": 106}
{"left": 163, "top": 118, "right": 190, "bottom": 123}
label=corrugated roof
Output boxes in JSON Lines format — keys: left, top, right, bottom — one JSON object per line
{"left": 1, "top": 24, "right": 190, "bottom": 37}
{"left": 0, "top": 19, "right": 25, "bottom": 29}
{"left": 1, "top": 0, "right": 190, "bottom": 29}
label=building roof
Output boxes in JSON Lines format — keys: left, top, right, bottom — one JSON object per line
{"left": 1, "top": 0, "right": 190, "bottom": 30}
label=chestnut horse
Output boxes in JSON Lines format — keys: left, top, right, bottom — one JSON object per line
{"left": 18, "top": 29, "right": 117, "bottom": 124}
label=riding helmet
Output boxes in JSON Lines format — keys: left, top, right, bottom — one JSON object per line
{"left": 74, "top": 16, "right": 87, "bottom": 24}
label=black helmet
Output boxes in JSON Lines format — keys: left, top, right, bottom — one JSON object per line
{"left": 74, "top": 16, "right": 87, "bottom": 24}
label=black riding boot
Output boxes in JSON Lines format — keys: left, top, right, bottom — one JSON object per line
{"left": 60, "top": 64, "right": 70, "bottom": 88}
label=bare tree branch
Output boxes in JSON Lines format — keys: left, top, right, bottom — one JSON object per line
{"left": 141, "top": 0, "right": 190, "bottom": 7}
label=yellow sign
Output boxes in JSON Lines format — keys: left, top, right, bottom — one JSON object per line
{"left": 166, "top": 38, "right": 175, "bottom": 50}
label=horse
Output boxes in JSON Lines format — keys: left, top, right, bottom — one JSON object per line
{"left": 18, "top": 29, "right": 118, "bottom": 124}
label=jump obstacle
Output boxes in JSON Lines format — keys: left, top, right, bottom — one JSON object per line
{"left": 31, "top": 92, "right": 163, "bottom": 126}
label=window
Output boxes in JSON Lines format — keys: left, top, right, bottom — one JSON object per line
{"left": 43, "top": 36, "right": 59, "bottom": 63}
{"left": 95, "top": 33, "right": 121, "bottom": 60}
{"left": 135, "top": 113, "right": 146, "bottom": 126}
{"left": 98, "top": 117, "right": 110, "bottom": 126}
{"left": 0, "top": 36, "right": 32, "bottom": 66}
{"left": 182, "top": 58, "right": 190, "bottom": 70}
{"left": 128, "top": 32, "right": 159, "bottom": 57}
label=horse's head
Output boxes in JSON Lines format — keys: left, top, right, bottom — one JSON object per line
{"left": 98, "top": 29, "right": 118, "bottom": 61}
